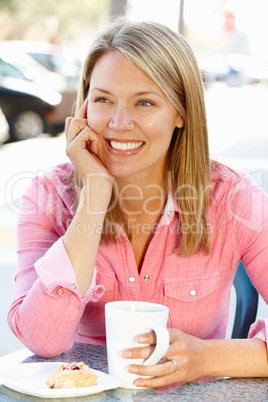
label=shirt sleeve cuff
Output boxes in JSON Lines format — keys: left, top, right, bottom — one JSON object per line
{"left": 248, "top": 319, "right": 268, "bottom": 349}
{"left": 34, "top": 237, "right": 104, "bottom": 302}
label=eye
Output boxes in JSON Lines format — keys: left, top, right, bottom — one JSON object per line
{"left": 95, "top": 97, "right": 109, "bottom": 103}
{"left": 137, "top": 100, "right": 153, "bottom": 107}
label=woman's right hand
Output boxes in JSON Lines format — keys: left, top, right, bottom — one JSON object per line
{"left": 65, "top": 99, "right": 114, "bottom": 204}
{"left": 64, "top": 100, "right": 114, "bottom": 297}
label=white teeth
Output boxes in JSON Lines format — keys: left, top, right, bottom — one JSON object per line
{"left": 109, "top": 141, "right": 143, "bottom": 150}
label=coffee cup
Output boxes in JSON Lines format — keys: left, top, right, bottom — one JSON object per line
{"left": 105, "top": 301, "right": 169, "bottom": 389}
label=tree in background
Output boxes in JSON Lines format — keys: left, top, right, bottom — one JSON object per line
{"left": 0, "top": 0, "right": 111, "bottom": 45}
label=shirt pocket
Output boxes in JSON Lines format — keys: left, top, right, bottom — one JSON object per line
{"left": 78, "top": 270, "right": 117, "bottom": 338}
{"left": 163, "top": 272, "right": 222, "bottom": 338}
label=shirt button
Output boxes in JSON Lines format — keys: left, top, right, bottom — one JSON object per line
{"left": 167, "top": 210, "right": 173, "bottom": 216}
{"left": 57, "top": 289, "right": 64, "bottom": 296}
{"left": 72, "top": 283, "right": 77, "bottom": 289}
{"left": 144, "top": 275, "right": 150, "bottom": 280}
{"left": 92, "top": 290, "right": 96, "bottom": 295}
{"left": 129, "top": 276, "right": 136, "bottom": 283}
{"left": 190, "top": 289, "right": 196, "bottom": 296}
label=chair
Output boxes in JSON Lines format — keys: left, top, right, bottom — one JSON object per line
{"left": 232, "top": 261, "right": 259, "bottom": 339}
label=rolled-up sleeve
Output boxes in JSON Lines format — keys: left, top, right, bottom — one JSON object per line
{"left": 35, "top": 237, "right": 104, "bottom": 303}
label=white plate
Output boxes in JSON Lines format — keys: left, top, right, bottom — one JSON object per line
{"left": 0, "top": 362, "right": 122, "bottom": 398}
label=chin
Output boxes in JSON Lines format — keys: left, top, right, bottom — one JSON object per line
{"left": 106, "top": 164, "right": 139, "bottom": 179}
{"left": 112, "top": 171, "right": 136, "bottom": 179}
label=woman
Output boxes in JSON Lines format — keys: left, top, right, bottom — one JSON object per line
{"left": 8, "top": 18, "right": 268, "bottom": 388}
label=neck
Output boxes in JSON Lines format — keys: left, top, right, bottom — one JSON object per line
{"left": 115, "top": 173, "right": 167, "bottom": 217}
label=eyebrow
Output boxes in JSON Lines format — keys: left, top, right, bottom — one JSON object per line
{"left": 90, "top": 87, "right": 164, "bottom": 99}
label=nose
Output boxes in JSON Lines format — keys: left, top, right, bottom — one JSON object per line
{"left": 108, "top": 105, "right": 134, "bottom": 131}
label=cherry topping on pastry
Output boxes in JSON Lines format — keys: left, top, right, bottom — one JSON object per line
{"left": 63, "top": 364, "right": 80, "bottom": 371}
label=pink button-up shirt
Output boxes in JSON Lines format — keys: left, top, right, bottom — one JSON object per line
{"left": 8, "top": 162, "right": 268, "bottom": 358}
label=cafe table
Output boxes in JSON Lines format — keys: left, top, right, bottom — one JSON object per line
{"left": 0, "top": 342, "right": 267, "bottom": 401}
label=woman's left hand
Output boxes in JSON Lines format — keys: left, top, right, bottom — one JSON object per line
{"left": 122, "top": 328, "right": 208, "bottom": 388}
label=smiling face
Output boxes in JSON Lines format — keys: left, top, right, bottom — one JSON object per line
{"left": 87, "top": 50, "right": 184, "bottom": 183}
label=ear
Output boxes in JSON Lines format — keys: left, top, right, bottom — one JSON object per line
{"left": 176, "top": 114, "right": 184, "bottom": 128}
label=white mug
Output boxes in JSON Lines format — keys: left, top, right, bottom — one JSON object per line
{"left": 105, "top": 301, "right": 169, "bottom": 389}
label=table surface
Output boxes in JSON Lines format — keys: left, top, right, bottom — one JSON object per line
{"left": 0, "top": 343, "right": 268, "bottom": 401}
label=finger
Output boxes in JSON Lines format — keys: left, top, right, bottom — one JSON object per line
{"left": 77, "top": 98, "right": 88, "bottom": 119}
{"left": 128, "top": 359, "right": 177, "bottom": 378}
{"left": 122, "top": 345, "right": 155, "bottom": 360}
{"left": 68, "top": 126, "right": 99, "bottom": 151}
{"left": 136, "top": 331, "right": 157, "bottom": 345}
{"left": 136, "top": 328, "right": 181, "bottom": 343}
{"left": 87, "top": 137, "right": 98, "bottom": 154}
{"left": 65, "top": 117, "right": 88, "bottom": 144}
{"left": 86, "top": 139, "right": 98, "bottom": 155}
{"left": 135, "top": 329, "right": 181, "bottom": 360}
{"left": 65, "top": 117, "right": 72, "bottom": 135}
{"left": 135, "top": 371, "right": 179, "bottom": 388}
{"left": 137, "top": 328, "right": 179, "bottom": 346}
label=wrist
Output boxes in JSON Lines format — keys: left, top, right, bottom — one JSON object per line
{"left": 202, "top": 339, "right": 218, "bottom": 377}
{"left": 202, "top": 338, "right": 268, "bottom": 378}
{"left": 78, "top": 185, "right": 112, "bottom": 217}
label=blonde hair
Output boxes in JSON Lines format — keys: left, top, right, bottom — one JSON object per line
{"left": 75, "top": 18, "right": 211, "bottom": 256}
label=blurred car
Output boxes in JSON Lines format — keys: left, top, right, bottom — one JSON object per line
{"left": 0, "top": 76, "right": 62, "bottom": 142}
{"left": 0, "top": 43, "right": 78, "bottom": 141}
{"left": 198, "top": 53, "right": 268, "bottom": 86}
{"left": 0, "top": 107, "right": 9, "bottom": 143}
{"left": 1, "top": 41, "right": 82, "bottom": 92}
{"left": 0, "top": 42, "right": 66, "bottom": 92}
{"left": 0, "top": 41, "right": 78, "bottom": 119}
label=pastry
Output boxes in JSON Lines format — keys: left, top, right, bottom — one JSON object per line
{"left": 46, "top": 361, "right": 98, "bottom": 389}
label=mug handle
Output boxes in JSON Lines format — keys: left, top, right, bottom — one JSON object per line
{"left": 143, "top": 324, "right": 170, "bottom": 366}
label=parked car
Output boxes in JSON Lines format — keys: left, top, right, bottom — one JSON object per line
{"left": 198, "top": 53, "right": 268, "bottom": 86}
{"left": 0, "top": 107, "right": 9, "bottom": 143}
{"left": 0, "top": 43, "right": 66, "bottom": 92}
{"left": 0, "top": 43, "right": 78, "bottom": 141}
{"left": 0, "top": 76, "right": 62, "bottom": 142}
{"left": 1, "top": 41, "right": 82, "bottom": 91}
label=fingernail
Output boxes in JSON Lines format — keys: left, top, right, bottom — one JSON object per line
{"left": 122, "top": 350, "right": 132, "bottom": 358}
{"left": 137, "top": 336, "right": 147, "bottom": 343}
{"left": 128, "top": 365, "right": 138, "bottom": 374}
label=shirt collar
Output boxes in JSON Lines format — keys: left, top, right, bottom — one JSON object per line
{"left": 162, "top": 191, "right": 179, "bottom": 226}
